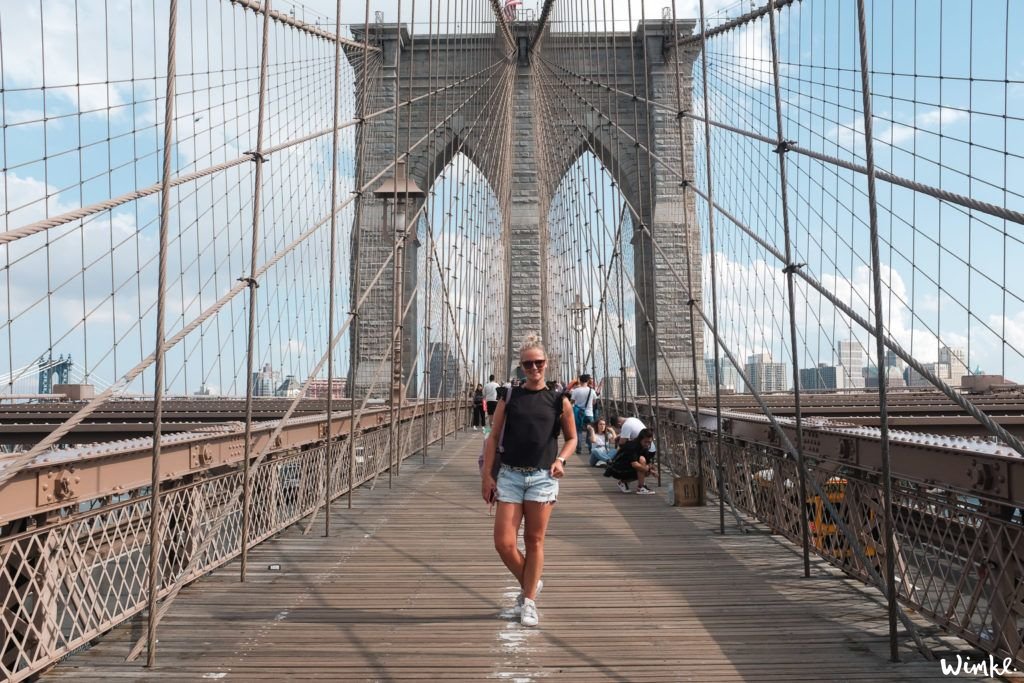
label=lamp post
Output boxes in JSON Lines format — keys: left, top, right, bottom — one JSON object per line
{"left": 569, "top": 294, "right": 589, "bottom": 378}
{"left": 374, "top": 160, "right": 424, "bottom": 480}
{"left": 374, "top": 160, "right": 424, "bottom": 400}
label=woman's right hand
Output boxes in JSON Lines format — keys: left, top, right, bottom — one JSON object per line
{"left": 481, "top": 476, "right": 497, "bottom": 504}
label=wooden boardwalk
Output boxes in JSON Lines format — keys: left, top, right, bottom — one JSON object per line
{"left": 48, "top": 431, "right": 967, "bottom": 682}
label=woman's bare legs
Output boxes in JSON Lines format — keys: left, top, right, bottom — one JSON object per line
{"left": 521, "top": 501, "right": 554, "bottom": 599}
{"left": 494, "top": 502, "right": 525, "bottom": 585}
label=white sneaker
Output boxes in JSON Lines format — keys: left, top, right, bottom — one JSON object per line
{"left": 520, "top": 598, "right": 539, "bottom": 627}
{"left": 515, "top": 578, "right": 543, "bottom": 613}
{"left": 617, "top": 480, "right": 629, "bottom": 493}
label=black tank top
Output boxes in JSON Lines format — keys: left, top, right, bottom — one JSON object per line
{"left": 499, "top": 386, "right": 563, "bottom": 469}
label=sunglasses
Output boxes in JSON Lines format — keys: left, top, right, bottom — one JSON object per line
{"left": 521, "top": 359, "right": 546, "bottom": 369}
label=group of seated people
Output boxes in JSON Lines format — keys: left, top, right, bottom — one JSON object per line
{"left": 582, "top": 414, "right": 657, "bottom": 496}
{"left": 564, "top": 374, "right": 657, "bottom": 496}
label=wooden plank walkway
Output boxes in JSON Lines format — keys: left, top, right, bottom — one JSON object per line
{"left": 48, "top": 431, "right": 972, "bottom": 681}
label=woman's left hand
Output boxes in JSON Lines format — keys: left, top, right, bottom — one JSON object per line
{"left": 551, "top": 459, "right": 565, "bottom": 479}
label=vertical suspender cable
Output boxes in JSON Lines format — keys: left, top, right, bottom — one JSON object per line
{"left": 421, "top": 0, "right": 437, "bottom": 463}
{"left": 239, "top": 0, "right": 273, "bottom": 582}
{"left": 669, "top": 1, "right": 707, "bottom": 492}
{"left": 854, "top": 0, "right": 899, "bottom": 662}
{"left": 388, "top": 4, "right": 404, "bottom": 489}
{"left": 349, "top": 0, "right": 374, "bottom": 510}
{"left": 766, "top": 0, "right": 811, "bottom": 578}
{"left": 637, "top": 0, "right": 662, "bottom": 487}
{"left": 323, "top": 0, "right": 345, "bottom": 537}
{"left": 145, "top": 0, "right": 177, "bottom": 666}
{"left": 697, "top": 0, "right": 726, "bottom": 535}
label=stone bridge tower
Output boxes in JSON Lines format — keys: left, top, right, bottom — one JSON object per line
{"left": 346, "top": 19, "right": 702, "bottom": 397}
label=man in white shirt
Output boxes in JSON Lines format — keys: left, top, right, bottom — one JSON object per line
{"left": 569, "top": 375, "right": 597, "bottom": 454}
{"left": 482, "top": 375, "right": 499, "bottom": 426}
{"left": 615, "top": 415, "right": 656, "bottom": 454}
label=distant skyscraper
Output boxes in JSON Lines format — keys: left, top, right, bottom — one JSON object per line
{"left": 837, "top": 340, "right": 864, "bottom": 389}
{"left": 705, "top": 357, "right": 740, "bottom": 392}
{"left": 744, "top": 353, "right": 787, "bottom": 394}
{"left": 275, "top": 375, "right": 302, "bottom": 398}
{"left": 799, "top": 363, "right": 839, "bottom": 391}
{"left": 884, "top": 349, "right": 904, "bottom": 372}
{"left": 938, "top": 345, "right": 968, "bottom": 387}
{"left": 306, "top": 377, "right": 347, "bottom": 399}
{"left": 866, "top": 365, "right": 908, "bottom": 389}
{"left": 251, "top": 362, "right": 279, "bottom": 397}
{"left": 904, "top": 366, "right": 933, "bottom": 387}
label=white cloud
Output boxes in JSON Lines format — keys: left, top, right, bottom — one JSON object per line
{"left": 699, "top": 250, "right": 1024, "bottom": 383}
{"left": 883, "top": 107, "right": 968, "bottom": 146}
{"left": 0, "top": 1, "right": 151, "bottom": 113}
{"left": 827, "top": 107, "right": 968, "bottom": 152}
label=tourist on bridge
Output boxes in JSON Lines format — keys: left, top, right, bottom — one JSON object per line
{"left": 586, "top": 417, "right": 617, "bottom": 467}
{"left": 480, "top": 334, "right": 577, "bottom": 628}
{"left": 472, "top": 383, "right": 485, "bottom": 430}
{"left": 569, "top": 374, "right": 597, "bottom": 455}
{"left": 610, "top": 411, "right": 659, "bottom": 458}
{"left": 603, "top": 428, "right": 657, "bottom": 495}
{"left": 483, "top": 375, "right": 499, "bottom": 426}
{"left": 614, "top": 414, "right": 644, "bottom": 444}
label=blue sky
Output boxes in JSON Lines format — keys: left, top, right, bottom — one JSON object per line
{"left": 0, "top": 0, "right": 1021, "bottom": 398}
{"left": 690, "top": 0, "right": 1024, "bottom": 385}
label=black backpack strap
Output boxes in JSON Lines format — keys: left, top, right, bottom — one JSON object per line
{"left": 497, "top": 387, "right": 514, "bottom": 455}
{"left": 552, "top": 390, "right": 566, "bottom": 436}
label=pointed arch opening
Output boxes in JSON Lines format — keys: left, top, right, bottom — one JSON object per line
{"left": 545, "top": 150, "right": 643, "bottom": 402}
{"left": 416, "top": 151, "right": 507, "bottom": 398}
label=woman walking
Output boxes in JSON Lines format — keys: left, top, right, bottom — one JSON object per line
{"left": 586, "top": 417, "right": 617, "bottom": 467}
{"left": 471, "top": 383, "right": 485, "bottom": 430}
{"left": 480, "top": 334, "right": 576, "bottom": 627}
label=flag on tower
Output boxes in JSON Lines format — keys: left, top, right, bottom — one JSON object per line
{"left": 503, "top": 0, "right": 523, "bottom": 21}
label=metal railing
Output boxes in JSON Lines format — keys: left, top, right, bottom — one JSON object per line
{"left": 0, "top": 405, "right": 465, "bottom": 682}
{"left": 643, "top": 403, "right": 1024, "bottom": 668}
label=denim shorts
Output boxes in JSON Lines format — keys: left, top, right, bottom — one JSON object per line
{"left": 495, "top": 465, "right": 559, "bottom": 504}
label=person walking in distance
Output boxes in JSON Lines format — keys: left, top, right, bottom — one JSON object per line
{"left": 480, "top": 334, "right": 577, "bottom": 627}
{"left": 471, "top": 383, "right": 485, "bottom": 430}
{"left": 569, "top": 374, "right": 597, "bottom": 455}
{"left": 482, "top": 375, "right": 499, "bottom": 427}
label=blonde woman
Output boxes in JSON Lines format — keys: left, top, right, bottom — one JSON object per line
{"left": 480, "top": 334, "right": 576, "bottom": 627}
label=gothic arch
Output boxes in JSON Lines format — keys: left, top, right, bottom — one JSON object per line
{"left": 548, "top": 123, "right": 643, "bottom": 225}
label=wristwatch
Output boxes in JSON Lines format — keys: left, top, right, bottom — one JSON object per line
{"left": 556, "top": 456, "right": 567, "bottom": 465}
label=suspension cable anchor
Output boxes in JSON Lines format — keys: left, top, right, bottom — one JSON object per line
{"left": 773, "top": 140, "right": 796, "bottom": 155}
{"left": 237, "top": 276, "right": 259, "bottom": 289}
{"left": 680, "top": 178, "right": 692, "bottom": 188}
{"left": 677, "top": 109, "right": 689, "bottom": 120}
{"left": 245, "top": 150, "right": 268, "bottom": 163}
{"left": 782, "top": 263, "right": 806, "bottom": 275}
{"left": 686, "top": 298, "right": 699, "bottom": 306}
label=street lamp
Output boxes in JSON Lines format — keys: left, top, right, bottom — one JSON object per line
{"left": 569, "top": 293, "right": 589, "bottom": 378}
{"left": 374, "top": 160, "right": 425, "bottom": 404}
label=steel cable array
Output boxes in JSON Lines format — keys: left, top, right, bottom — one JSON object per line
{"left": 1, "top": 0, "right": 1023, "bottom": 678}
